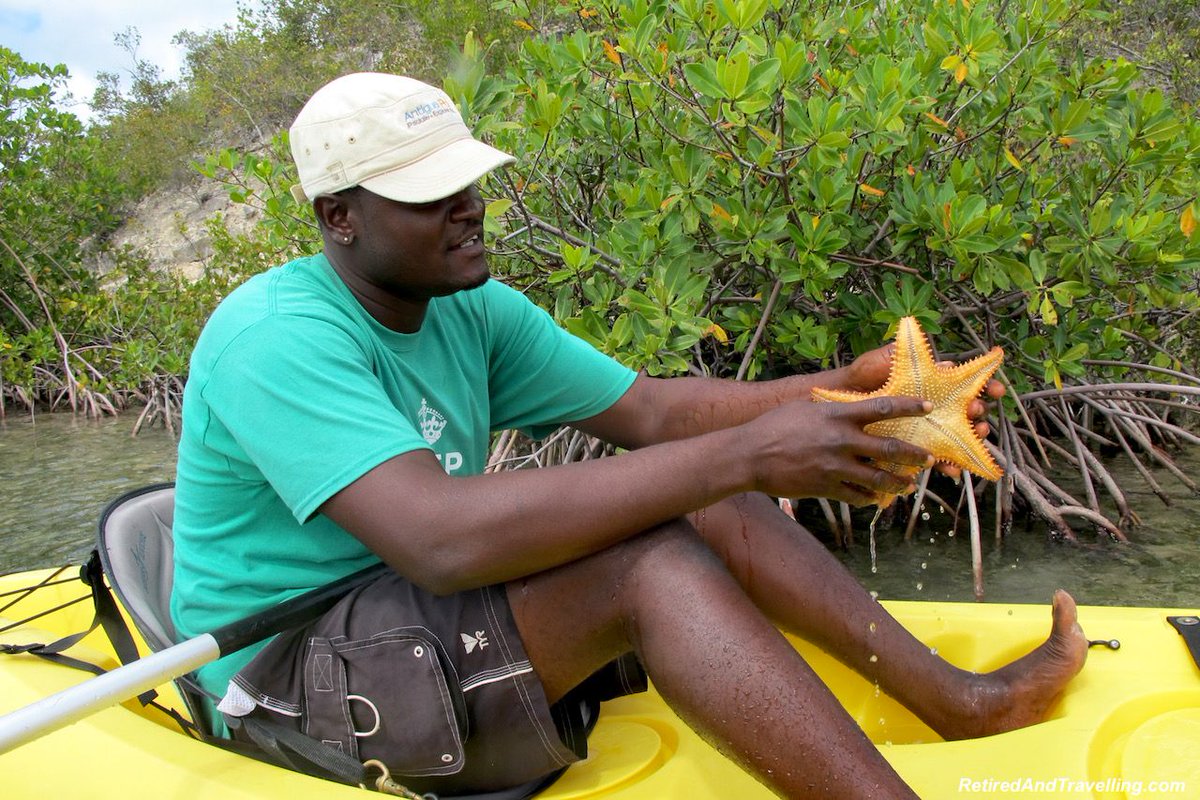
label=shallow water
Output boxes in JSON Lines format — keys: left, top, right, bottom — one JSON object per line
{"left": 1, "top": 411, "right": 1197, "bottom": 609}
{"left": 0, "top": 412, "right": 177, "bottom": 572}
{"left": 832, "top": 452, "right": 1200, "bottom": 608}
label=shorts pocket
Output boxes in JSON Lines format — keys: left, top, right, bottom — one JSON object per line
{"left": 303, "top": 626, "right": 468, "bottom": 777}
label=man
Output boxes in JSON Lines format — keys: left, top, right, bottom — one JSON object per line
{"left": 171, "top": 73, "right": 1087, "bottom": 798}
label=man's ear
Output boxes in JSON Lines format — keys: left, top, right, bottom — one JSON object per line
{"left": 313, "top": 193, "right": 354, "bottom": 240}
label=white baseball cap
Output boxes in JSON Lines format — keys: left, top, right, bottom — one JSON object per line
{"left": 288, "top": 73, "right": 515, "bottom": 204}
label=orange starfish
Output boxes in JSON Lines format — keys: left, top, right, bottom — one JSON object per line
{"left": 811, "top": 316, "right": 1004, "bottom": 507}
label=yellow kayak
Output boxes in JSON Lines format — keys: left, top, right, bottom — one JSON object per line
{"left": 2, "top": 566, "right": 1197, "bottom": 798}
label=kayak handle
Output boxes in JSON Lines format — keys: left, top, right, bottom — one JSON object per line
{"left": 1088, "top": 638, "right": 1120, "bottom": 650}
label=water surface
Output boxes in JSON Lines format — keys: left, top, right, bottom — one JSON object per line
{"left": 0, "top": 412, "right": 177, "bottom": 571}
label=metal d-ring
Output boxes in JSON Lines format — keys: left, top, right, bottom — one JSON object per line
{"left": 347, "top": 694, "right": 381, "bottom": 737}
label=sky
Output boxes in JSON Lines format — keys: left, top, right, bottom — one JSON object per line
{"left": 1, "top": 0, "right": 245, "bottom": 121}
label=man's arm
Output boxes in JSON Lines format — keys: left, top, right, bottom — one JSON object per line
{"left": 575, "top": 342, "right": 896, "bottom": 448}
{"left": 583, "top": 344, "right": 1000, "bottom": 456}
{"left": 320, "top": 384, "right": 932, "bottom": 595}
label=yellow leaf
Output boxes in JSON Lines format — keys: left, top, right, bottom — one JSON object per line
{"left": 602, "top": 40, "right": 622, "bottom": 65}
{"left": 811, "top": 215, "right": 821, "bottom": 230}
{"left": 906, "top": 164, "right": 917, "bottom": 176}
{"left": 940, "top": 54, "right": 962, "bottom": 71}
{"left": 859, "top": 183, "right": 886, "bottom": 198}
{"left": 955, "top": 61, "right": 968, "bottom": 84}
{"left": 660, "top": 194, "right": 680, "bottom": 211}
{"left": 515, "top": 19, "right": 534, "bottom": 30}
{"left": 750, "top": 125, "right": 779, "bottom": 147}
{"left": 1183, "top": 206, "right": 1197, "bottom": 238}
{"left": 705, "top": 323, "right": 729, "bottom": 344}
{"left": 1056, "top": 136, "right": 1078, "bottom": 148}
{"left": 924, "top": 111, "right": 949, "bottom": 128}
{"left": 815, "top": 74, "right": 832, "bottom": 92}
{"left": 942, "top": 202, "right": 953, "bottom": 233}
{"left": 1003, "top": 146, "right": 1024, "bottom": 172}
{"left": 578, "top": 7, "right": 598, "bottom": 18}
{"left": 1040, "top": 294, "right": 1058, "bottom": 327}
{"left": 710, "top": 203, "right": 734, "bottom": 224}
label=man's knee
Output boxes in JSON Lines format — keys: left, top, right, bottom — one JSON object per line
{"left": 611, "top": 517, "right": 729, "bottom": 597}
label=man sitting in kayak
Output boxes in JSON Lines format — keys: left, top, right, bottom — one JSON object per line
{"left": 170, "top": 72, "right": 1088, "bottom": 799}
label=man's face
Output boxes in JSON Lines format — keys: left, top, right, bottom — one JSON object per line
{"left": 349, "top": 184, "right": 489, "bottom": 302}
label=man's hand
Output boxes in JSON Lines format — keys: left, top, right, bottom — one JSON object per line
{"left": 745, "top": 396, "right": 935, "bottom": 507}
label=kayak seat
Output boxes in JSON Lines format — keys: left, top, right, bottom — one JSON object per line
{"left": 95, "top": 482, "right": 211, "bottom": 734}
{"left": 96, "top": 483, "right": 179, "bottom": 653}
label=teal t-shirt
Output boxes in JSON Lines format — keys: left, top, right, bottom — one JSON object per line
{"left": 170, "top": 253, "right": 636, "bottom": 701}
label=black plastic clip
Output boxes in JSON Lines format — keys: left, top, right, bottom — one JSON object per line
{"left": 1167, "top": 615, "right": 1200, "bottom": 673}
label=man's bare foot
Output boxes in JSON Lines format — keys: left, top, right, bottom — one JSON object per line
{"left": 939, "top": 590, "right": 1089, "bottom": 740}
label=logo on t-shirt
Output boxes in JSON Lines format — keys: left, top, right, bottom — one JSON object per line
{"left": 418, "top": 398, "right": 447, "bottom": 445}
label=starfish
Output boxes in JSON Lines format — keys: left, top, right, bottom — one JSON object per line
{"left": 811, "top": 316, "right": 1004, "bottom": 507}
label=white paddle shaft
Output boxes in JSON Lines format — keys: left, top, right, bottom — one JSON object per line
{"left": 0, "top": 633, "right": 219, "bottom": 754}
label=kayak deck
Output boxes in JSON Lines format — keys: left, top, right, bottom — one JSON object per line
{"left": 2, "top": 568, "right": 1197, "bottom": 798}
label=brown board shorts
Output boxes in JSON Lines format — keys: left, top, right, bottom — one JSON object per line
{"left": 217, "top": 569, "right": 646, "bottom": 796}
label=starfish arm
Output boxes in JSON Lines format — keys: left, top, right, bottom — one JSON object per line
{"left": 810, "top": 386, "right": 884, "bottom": 404}
{"left": 931, "top": 348, "right": 1004, "bottom": 405}
{"left": 914, "top": 413, "right": 1004, "bottom": 480}
{"left": 884, "top": 316, "right": 940, "bottom": 398}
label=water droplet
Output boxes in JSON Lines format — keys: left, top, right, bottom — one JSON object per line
{"left": 920, "top": 562, "right": 927, "bottom": 569}
{"left": 868, "top": 622, "right": 877, "bottom": 633}
{"left": 870, "top": 591, "right": 880, "bottom": 601}
{"left": 930, "top": 647, "right": 938, "bottom": 656}
{"left": 869, "top": 654, "right": 878, "bottom": 663}
{"left": 878, "top": 717, "right": 887, "bottom": 727}
{"left": 929, "top": 537, "right": 936, "bottom": 544}
{"left": 948, "top": 530, "right": 955, "bottom": 537}
{"left": 921, "top": 512, "right": 930, "bottom": 521}
{"left": 868, "top": 507, "right": 882, "bottom": 575}
{"left": 916, "top": 582, "right": 924, "bottom": 591}
{"left": 871, "top": 565, "right": 878, "bottom": 574}
{"left": 873, "top": 684, "right": 881, "bottom": 697}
